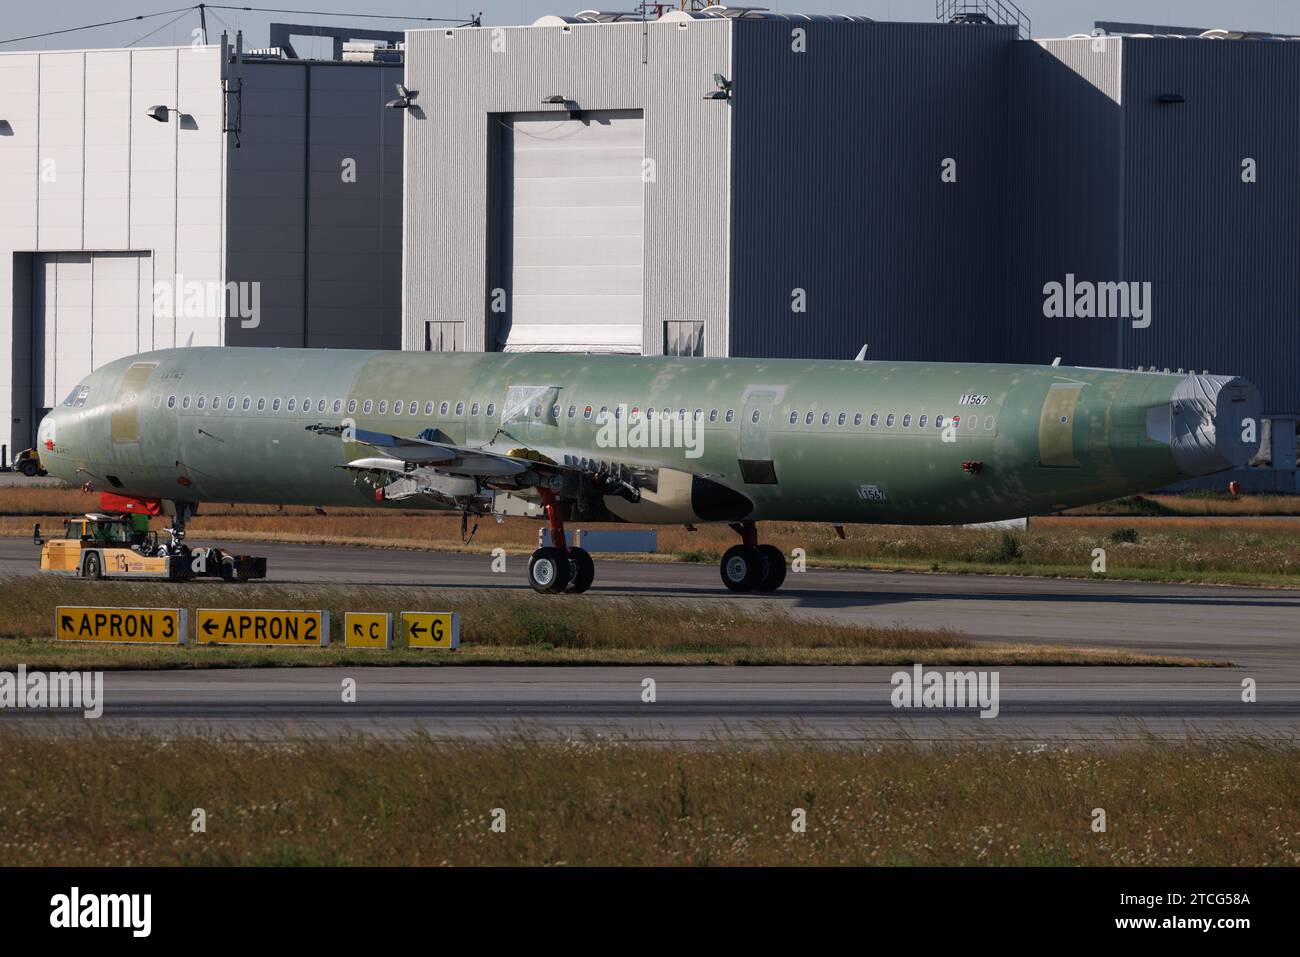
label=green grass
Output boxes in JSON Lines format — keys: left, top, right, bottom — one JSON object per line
{"left": 0, "top": 733, "right": 1294, "bottom": 865}
{"left": 0, "top": 576, "right": 1220, "bottom": 668}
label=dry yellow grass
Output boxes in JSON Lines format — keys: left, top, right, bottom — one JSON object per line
{"left": 0, "top": 733, "right": 1294, "bottom": 865}
{"left": 0, "top": 577, "right": 1213, "bottom": 667}
{"left": 6, "top": 486, "right": 1300, "bottom": 586}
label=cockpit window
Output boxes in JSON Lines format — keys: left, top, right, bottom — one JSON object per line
{"left": 62, "top": 385, "right": 90, "bottom": 408}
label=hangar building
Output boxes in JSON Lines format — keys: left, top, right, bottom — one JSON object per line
{"left": 401, "top": 9, "right": 1298, "bottom": 490}
{"left": 1, "top": 33, "right": 403, "bottom": 458}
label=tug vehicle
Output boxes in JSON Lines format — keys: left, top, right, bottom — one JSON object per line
{"left": 13, "top": 447, "right": 47, "bottom": 477}
{"left": 36, "top": 507, "right": 266, "bottom": 582}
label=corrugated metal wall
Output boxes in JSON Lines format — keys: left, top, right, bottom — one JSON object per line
{"left": 1007, "top": 38, "right": 1124, "bottom": 369}
{"left": 728, "top": 21, "right": 1014, "bottom": 362}
{"left": 402, "top": 21, "right": 731, "bottom": 355}
{"left": 0, "top": 45, "right": 225, "bottom": 454}
{"left": 1120, "top": 38, "right": 1300, "bottom": 413}
{"left": 225, "top": 60, "right": 404, "bottom": 349}
{"left": 1009, "top": 36, "right": 1300, "bottom": 413}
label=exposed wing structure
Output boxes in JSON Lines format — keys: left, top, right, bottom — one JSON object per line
{"left": 305, "top": 422, "right": 585, "bottom": 510}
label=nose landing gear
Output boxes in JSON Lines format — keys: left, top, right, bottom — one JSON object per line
{"left": 720, "top": 521, "right": 787, "bottom": 593}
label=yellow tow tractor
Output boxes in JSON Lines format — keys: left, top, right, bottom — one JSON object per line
{"left": 36, "top": 513, "right": 266, "bottom": 582}
{"left": 13, "top": 447, "right": 47, "bottom": 477}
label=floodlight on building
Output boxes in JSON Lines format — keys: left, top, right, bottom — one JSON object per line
{"left": 386, "top": 83, "right": 419, "bottom": 109}
{"left": 146, "top": 105, "right": 176, "bottom": 122}
{"left": 704, "top": 74, "right": 732, "bottom": 100}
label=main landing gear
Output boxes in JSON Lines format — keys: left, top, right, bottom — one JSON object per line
{"left": 527, "top": 491, "right": 595, "bottom": 594}
{"left": 720, "top": 521, "right": 787, "bottom": 593}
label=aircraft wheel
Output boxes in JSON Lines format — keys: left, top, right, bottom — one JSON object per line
{"left": 81, "top": 552, "right": 102, "bottom": 580}
{"left": 720, "top": 544, "right": 761, "bottom": 592}
{"left": 19, "top": 460, "right": 38, "bottom": 478}
{"left": 528, "top": 546, "right": 568, "bottom": 594}
{"left": 754, "top": 544, "right": 788, "bottom": 592}
{"left": 566, "top": 547, "right": 595, "bottom": 594}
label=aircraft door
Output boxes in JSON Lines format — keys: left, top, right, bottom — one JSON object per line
{"left": 110, "top": 362, "right": 158, "bottom": 444}
{"left": 738, "top": 388, "right": 781, "bottom": 484}
{"left": 1038, "top": 383, "right": 1083, "bottom": 467}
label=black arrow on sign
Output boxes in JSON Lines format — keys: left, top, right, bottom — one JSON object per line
{"left": 409, "top": 620, "right": 426, "bottom": 638}
{"left": 353, "top": 623, "right": 363, "bottom": 636}
{"left": 61, "top": 615, "right": 74, "bottom": 633}
{"left": 202, "top": 619, "right": 217, "bottom": 635}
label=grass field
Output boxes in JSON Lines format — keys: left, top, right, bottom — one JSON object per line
{"left": 6, "top": 487, "right": 1300, "bottom": 587}
{"left": 0, "top": 577, "right": 1213, "bottom": 668}
{"left": 0, "top": 733, "right": 1294, "bottom": 865}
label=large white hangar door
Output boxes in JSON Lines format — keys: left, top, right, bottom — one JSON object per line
{"left": 503, "top": 109, "right": 644, "bottom": 353}
{"left": 34, "top": 251, "right": 153, "bottom": 411}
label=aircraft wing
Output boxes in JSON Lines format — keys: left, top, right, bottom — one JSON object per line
{"left": 305, "top": 423, "right": 555, "bottom": 478}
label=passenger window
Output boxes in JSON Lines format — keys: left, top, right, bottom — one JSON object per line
{"left": 273, "top": 398, "right": 282, "bottom": 412}
{"left": 472, "top": 402, "right": 481, "bottom": 416}
{"left": 197, "top": 396, "right": 206, "bottom": 410}
{"left": 243, "top": 397, "right": 252, "bottom": 411}
{"left": 598, "top": 406, "right": 608, "bottom": 421}
{"left": 440, "top": 401, "right": 449, "bottom": 416}
{"left": 167, "top": 395, "right": 177, "bottom": 409}
{"left": 315, "top": 399, "right": 324, "bottom": 413}
{"left": 567, "top": 405, "right": 575, "bottom": 418}
{"left": 902, "top": 414, "right": 912, "bottom": 428}
{"left": 613, "top": 406, "right": 622, "bottom": 420}
{"left": 693, "top": 409, "right": 702, "bottom": 421}
{"left": 212, "top": 396, "right": 221, "bottom": 410}
{"left": 346, "top": 399, "right": 356, "bottom": 414}
{"left": 837, "top": 412, "right": 846, "bottom": 426}
{"left": 258, "top": 398, "right": 267, "bottom": 412}
{"left": 805, "top": 412, "right": 814, "bottom": 425}
{"left": 725, "top": 410, "right": 735, "bottom": 422}
{"left": 678, "top": 408, "right": 687, "bottom": 420}
{"left": 661, "top": 409, "right": 671, "bottom": 421}
{"left": 789, "top": 411, "right": 799, "bottom": 424}
{"left": 332, "top": 399, "right": 341, "bottom": 413}
{"left": 181, "top": 395, "right": 191, "bottom": 409}
{"left": 378, "top": 400, "right": 388, "bottom": 414}
{"left": 821, "top": 412, "right": 830, "bottom": 426}
{"left": 583, "top": 406, "right": 593, "bottom": 420}
{"left": 935, "top": 415, "right": 944, "bottom": 428}
{"left": 458, "top": 402, "right": 467, "bottom": 416}
{"left": 363, "top": 400, "right": 373, "bottom": 414}
{"left": 918, "top": 414, "right": 927, "bottom": 428}
{"left": 886, "top": 414, "right": 895, "bottom": 427}
{"left": 486, "top": 403, "right": 495, "bottom": 417}
{"left": 709, "top": 409, "right": 718, "bottom": 422}
{"left": 985, "top": 416, "right": 995, "bottom": 430}
{"left": 551, "top": 404, "right": 559, "bottom": 419}
{"left": 288, "top": 399, "right": 297, "bottom": 412}
{"left": 751, "top": 410, "right": 761, "bottom": 423}
{"left": 870, "top": 413, "right": 879, "bottom": 426}
{"left": 647, "top": 407, "right": 656, "bottom": 419}
{"left": 853, "top": 413, "right": 863, "bottom": 426}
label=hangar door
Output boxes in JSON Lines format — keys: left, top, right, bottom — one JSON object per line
{"left": 501, "top": 109, "right": 644, "bottom": 353}
{"left": 32, "top": 251, "right": 153, "bottom": 418}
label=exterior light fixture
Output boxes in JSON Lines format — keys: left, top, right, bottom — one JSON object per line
{"left": 385, "top": 83, "right": 419, "bottom": 109}
{"left": 146, "top": 105, "right": 176, "bottom": 122}
{"left": 704, "top": 73, "right": 732, "bottom": 100}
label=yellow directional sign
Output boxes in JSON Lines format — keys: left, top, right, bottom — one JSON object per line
{"left": 344, "top": 612, "right": 392, "bottom": 649}
{"left": 196, "top": 609, "right": 330, "bottom": 647}
{"left": 55, "top": 606, "right": 187, "bottom": 644}
{"left": 401, "top": 611, "right": 460, "bottom": 650}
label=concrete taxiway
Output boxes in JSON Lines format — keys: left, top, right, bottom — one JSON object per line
{"left": 1, "top": 537, "right": 1297, "bottom": 741}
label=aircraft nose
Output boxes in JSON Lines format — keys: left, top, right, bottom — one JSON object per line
{"left": 1157, "top": 373, "right": 1262, "bottom": 477}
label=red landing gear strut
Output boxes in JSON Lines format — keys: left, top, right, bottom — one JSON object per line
{"left": 720, "top": 520, "right": 787, "bottom": 593}
{"left": 526, "top": 489, "right": 595, "bottom": 594}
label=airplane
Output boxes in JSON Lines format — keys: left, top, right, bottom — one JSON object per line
{"left": 34, "top": 347, "right": 1261, "bottom": 593}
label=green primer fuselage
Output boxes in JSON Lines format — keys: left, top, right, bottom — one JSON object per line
{"left": 38, "top": 347, "right": 1224, "bottom": 525}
